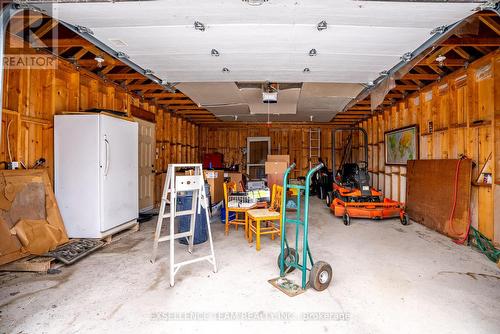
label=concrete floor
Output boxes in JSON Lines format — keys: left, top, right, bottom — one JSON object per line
{"left": 1, "top": 197, "right": 499, "bottom": 334}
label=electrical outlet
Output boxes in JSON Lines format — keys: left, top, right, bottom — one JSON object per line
{"left": 6, "top": 161, "right": 19, "bottom": 170}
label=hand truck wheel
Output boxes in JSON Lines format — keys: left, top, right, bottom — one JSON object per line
{"left": 342, "top": 213, "right": 351, "bottom": 226}
{"left": 309, "top": 261, "right": 332, "bottom": 291}
{"left": 277, "top": 247, "right": 297, "bottom": 273}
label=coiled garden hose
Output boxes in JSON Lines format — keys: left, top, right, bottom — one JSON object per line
{"left": 469, "top": 226, "right": 500, "bottom": 263}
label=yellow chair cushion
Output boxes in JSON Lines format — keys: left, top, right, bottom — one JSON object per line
{"left": 247, "top": 208, "right": 280, "bottom": 219}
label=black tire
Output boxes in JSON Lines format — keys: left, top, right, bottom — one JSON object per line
{"left": 326, "top": 191, "right": 333, "bottom": 207}
{"left": 277, "top": 248, "right": 297, "bottom": 273}
{"left": 400, "top": 213, "right": 409, "bottom": 226}
{"left": 309, "top": 261, "right": 332, "bottom": 291}
{"left": 343, "top": 213, "right": 351, "bottom": 226}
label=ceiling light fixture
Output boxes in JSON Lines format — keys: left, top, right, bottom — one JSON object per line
{"left": 317, "top": 20, "right": 327, "bottom": 31}
{"left": 303, "top": 67, "right": 310, "bottom": 73}
{"left": 211, "top": 49, "right": 220, "bottom": 57}
{"left": 435, "top": 54, "right": 446, "bottom": 67}
{"left": 222, "top": 67, "right": 230, "bottom": 72}
{"left": 309, "top": 48, "right": 317, "bottom": 56}
{"left": 94, "top": 55, "right": 104, "bottom": 68}
{"left": 194, "top": 21, "right": 206, "bottom": 31}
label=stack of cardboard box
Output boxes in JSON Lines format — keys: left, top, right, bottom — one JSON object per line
{"left": 265, "top": 155, "right": 290, "bottom": 191}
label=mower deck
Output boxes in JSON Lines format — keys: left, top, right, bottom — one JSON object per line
{"left": 328, "top": 184, "right": 407, "bottom": 225}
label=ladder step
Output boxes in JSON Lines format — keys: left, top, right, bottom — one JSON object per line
{"left": 162, "top": 209, "right": 195, "bottom": 219}
{"left": 158, "top": 231, "right": 193, "bottom": 242}
{"left": 173, "top": 255, "right": 215, "bottom": 268}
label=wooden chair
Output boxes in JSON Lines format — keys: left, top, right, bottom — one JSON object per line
{"left": 247, "top": 184, "right": 283, "bottom": 251}
{"left": 223, "top": 181, "right": 256, "bottom": 237}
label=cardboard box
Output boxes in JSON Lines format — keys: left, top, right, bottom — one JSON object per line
{"left": 265, "top": 161, "right": 288, "bottom": 175}
{"left": 266, "top": 156, "right": 289, "bottom": 192}
{"left": 204, "top": 170, "right": 224, "bottom": 203}
{"left": 226, "top": 172, "right": 243, "bottom": 190}
{"left": 267, "top": 155, "right": 290, "bottom": 163}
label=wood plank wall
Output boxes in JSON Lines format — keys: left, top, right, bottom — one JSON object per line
{"left": 357, "top": 51, "right": 499, "bottom": 244}
{"left": 1, "top": 36, "right": 199, "bottom": 207}
{"left": 199, "top": 124, "right": 341, "bottom": 178}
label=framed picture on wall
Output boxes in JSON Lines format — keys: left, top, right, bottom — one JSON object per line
{"left": 384, "top": 125, "right": 419, "bottom": 165}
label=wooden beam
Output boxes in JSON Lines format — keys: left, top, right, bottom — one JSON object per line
{"left": 347, "top": 106, "right": 372, "bottom": 111}
{"left": 127, "top": 84, "right": 162, "bottom": 91}
{"left": 453, "top": 47, "right": 472, "bottom": 61}
{"left": 335, "top": 115, "right": 367, "bottom": 118}
{"left": 426, "top": 65, "right": 445, "bottom": 76}
{"left": 341, "top": 111, "right": 372, "bottom": 115}
{"left": 430, "top": 59, "right": 468, "bottom": 66}
{"left": 107, "top": 73, "right": 145, "bottom": 80}
{"left": 38, "top": 38, "right": 92, "bottom": 48}
{"left": 403, "top": 73, "right": 440, "bottom": 81}
{"left": 34, "top": 19, "right": 58, "bottom": 39}
{"left": 100, "top": 65, "right": 115, "bottom": 75}
{"left": 73, "top": 48, "right": 88, "bottom": 60}
{"left": 422, "top": 46, "right": 453, "bottom": 65}
{"left": 441, "top": 37, "right": 500, "bottom": 46}
{"left": 76, "top": 59, "right": 118, "bottom": 67}
{"left": 9, "top": 13, "right": 43, "bottom": 35}
{"left": 177, "top": 110, "right": 212, "bottom": 114}
{"left": 168, "top": 106, "right": 205, "bottom": 111}
{"left": 394, "top": 84, "right": 420, "bottom": 91}
{"left": 478, "top": 16, "right": 500, "bottom": 36}
{"left": 385, "top": 93, "right": 404, "bottom": 99}
{"left": 144, "top": 93, "right": 186, "bottom": 99}
{"left": 158, "top": 100, "right": 196, "bottom": 105}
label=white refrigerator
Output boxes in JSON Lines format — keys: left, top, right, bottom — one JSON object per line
{"left": 54, "top": 113, "right": 138, "bottom": 238}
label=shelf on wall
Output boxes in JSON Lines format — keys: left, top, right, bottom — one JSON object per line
{"left": 472, "top": 182, "right": 493, "bottom": 188}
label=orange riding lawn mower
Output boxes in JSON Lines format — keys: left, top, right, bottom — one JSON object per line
{"left": 325, "top": 127, "right": 408, "bottom": 226}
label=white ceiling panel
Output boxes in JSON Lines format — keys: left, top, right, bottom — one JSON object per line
{"left": 48, "top": 0, "right": 480, "bottom": 84}
{"left": 176, "top": 82, "right": 242, "bottom": 106}
{"left": 207, "top": 105, "right": 250, "bottom": 116}
{"left": 45, "top": 0, "right": 481, "bottom": 122}
{"left": 48, "top": 1, "right": 477, "bottom": 28}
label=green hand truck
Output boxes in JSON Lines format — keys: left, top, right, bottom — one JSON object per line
{"left": 277, "top": 162, "right": 333, "bottom": 291}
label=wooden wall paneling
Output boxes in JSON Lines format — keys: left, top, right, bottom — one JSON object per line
{"left": 356, "top": 51, "right": 499, "bottom": 242}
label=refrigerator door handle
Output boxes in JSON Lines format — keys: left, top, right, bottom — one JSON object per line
{"left": 104, "top": 135, "right": 110, "bottom": 176}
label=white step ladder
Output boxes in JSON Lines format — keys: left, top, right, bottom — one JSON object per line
{"left": 309, "top": 128, "right": 321, "bottom": 169}
{"left": 151, "top": 163, "right": 217, "bottom": 287}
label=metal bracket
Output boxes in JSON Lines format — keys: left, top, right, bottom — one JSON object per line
{"left": 401, "top": 52, "right": 412, "bottom": 62}
{"left": 430, "top": 25, "right": 447, "bottom": 35}
{"left": 75, "top": 25, "right": 94, "bottom": 35}
{"left": 116, "top": 51, "right": 129, "bottom": 59}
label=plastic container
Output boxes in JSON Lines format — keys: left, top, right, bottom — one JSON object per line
{"left": 220, "top": 204, "right": 236, "bottom": 224}
{"left": 176, "top": 192, "right": 208, "bottom": 245}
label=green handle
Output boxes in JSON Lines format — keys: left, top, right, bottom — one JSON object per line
{"left": 280, "top": 162, "right": 296, "bottom": 277}
{"left": 306, "top": 163, "right": 323, "bottom": 182}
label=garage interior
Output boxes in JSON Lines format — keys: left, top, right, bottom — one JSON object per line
{"left": 0, "top": 1, "right": 499, "bottom": 333}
